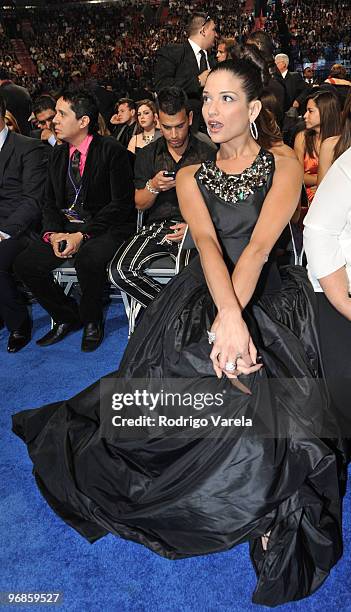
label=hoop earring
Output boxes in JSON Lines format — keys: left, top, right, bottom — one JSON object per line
{"left": 250, "top": 120, "right": 258, "bottom": 141}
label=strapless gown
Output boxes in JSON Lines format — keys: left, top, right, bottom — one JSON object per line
{"left": 12, "top": 149, "right": 346, "bottom": 607}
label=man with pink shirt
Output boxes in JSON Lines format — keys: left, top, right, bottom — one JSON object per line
{"left": 14, "top": 88, "right": 135, "bottom": 351}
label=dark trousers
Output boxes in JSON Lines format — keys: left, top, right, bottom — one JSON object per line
{"left": 109, "top": 220, "right": 179, "bottom": 308}
{"left": 0, "top": 235, "right": 31, "bottom": 331}
{"left": 14, "top": 231, "right": 125, "bottom": 324}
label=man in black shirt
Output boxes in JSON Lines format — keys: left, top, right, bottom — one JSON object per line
{"left": 109, "top": 87, "right": 216, "bottom": 308}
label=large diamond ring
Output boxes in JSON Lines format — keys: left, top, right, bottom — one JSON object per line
{"left": 225, "top": 361, "right": 236, "bottom": 372}
{"left": 207, "top": 331, "right": 216, "bottom": 344}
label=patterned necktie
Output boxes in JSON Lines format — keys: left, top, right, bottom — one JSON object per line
{"left": 70, "top": 149, "right": 81, "bottom": 186}
{"left": 199, "top": 50, "right": 208, "bottom": 74}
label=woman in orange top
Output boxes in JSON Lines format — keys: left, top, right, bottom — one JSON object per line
{"left": 294, "top": 89, "right": 341, "bottom": 204}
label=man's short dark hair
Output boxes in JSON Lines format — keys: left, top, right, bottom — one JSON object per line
{"left": 33, "top": 95, "right": 56, "bottom": 116}
{"left": 0, "top": 93, "right": 6, "bottom": 118}
{"left": 60, "top": 88, "right": 99, "bottom": 134}
{"left": 186, "top": 12, "right": 211, "bottom": 37}
{"left": 156, "top": 87, "right": 189, "bottom": 116}
{"left": 117, "top": 98, "right": 136, "bottom": 111}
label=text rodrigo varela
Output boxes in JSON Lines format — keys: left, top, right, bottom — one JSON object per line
{"left": 110, "top": 390, "right": 252, "bottom": 429}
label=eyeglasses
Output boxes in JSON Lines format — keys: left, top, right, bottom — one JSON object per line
{"left": 201, "top": 15, "right": 212, "bottom": 28}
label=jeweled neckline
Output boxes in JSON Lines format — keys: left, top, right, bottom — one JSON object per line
{"left": 197, "top": 149, "right": 274, "bottom": 205}
{"left": 213, "top": 147, "right": 263, "bottom": 177}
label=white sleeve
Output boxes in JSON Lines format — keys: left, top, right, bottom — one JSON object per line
{"left": 303, "top": 149, "right": 351, "bottom": 279}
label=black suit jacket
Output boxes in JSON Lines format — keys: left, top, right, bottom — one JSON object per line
{"left": 42, "top": 134, "right": 136, "bottom": 238}
{"left": 0, "top": 81, "right": 32, "bottom": 136}
{"left": 154, "top": 41, "right": 216, "bottom": 99}
{"left": 0, "top": 130, "right": 47, "bottom": 236}
{"left": 283, "top": 72, "right": 308, "bottom": 109}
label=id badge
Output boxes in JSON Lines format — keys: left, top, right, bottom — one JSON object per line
{"left": 62, "top": 209, "right": 85, "bottom": 223}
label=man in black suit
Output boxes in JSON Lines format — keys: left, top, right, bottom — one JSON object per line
{"left": 111, "top": 98, "right": 137, "bottom": 147}
{"left": 154, "top": 12, "right": 218, "bottom": 131}
{"left": 0, "top": 93, "right": 47, "bottom": 352}
{"left": 0, "top": 68, "right": 32, "bottom": 136}
{"left": 14, "top": 88, "right": 135, "bottom": 351}
{"left": 274, "top": 53, "right": 308, "bottom": 110}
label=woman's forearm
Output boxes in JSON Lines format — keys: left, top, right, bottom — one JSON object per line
{"left": 196, "top": 236, "right": 242, "bottom": 315}
{"left": 319, "top": 267, "right": 351, "bottom": 320}
{"left": 231, "top": 243, "right": 268, "bottom": 310}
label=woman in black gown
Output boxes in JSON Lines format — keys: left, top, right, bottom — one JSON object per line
{"left": 12, "top": 58, "right": 346, "bottom": 607}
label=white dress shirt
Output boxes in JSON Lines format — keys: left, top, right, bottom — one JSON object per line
{"left": 188, "top": 38, "right": 209, "bottom": 71}
{"left": 0, "top": 124, "right": 8, "bottom": 151}
{"left": 303, "top": 146, "right": 351, "bottom": 292}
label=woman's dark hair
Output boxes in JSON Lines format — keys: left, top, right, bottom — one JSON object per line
{"left": 304, "top": 89, "right": 341, "bottom": 158}
{"left": 245, "top": 30, "right": 281, "bottom": 82}
{"left": 61, "top": 88, "right": 99, "bottom": 134}
{"left": 209, "top": 50, "right": 282, "bottom": 149}
{"left": 135, "top": 99, "right": 157, "bottom": 134}
{"left": 333, "top": 88, "right": 351, "bottom": 161}
{"left": 260, "top": 89, "right": 283, "bottom": 142}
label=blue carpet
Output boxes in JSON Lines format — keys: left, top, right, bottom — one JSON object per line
{"left": 1, "top": 303, "right": 350, "bottom": 612}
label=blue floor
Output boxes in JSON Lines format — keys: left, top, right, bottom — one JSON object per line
{"left": 1, "top": 303, "right": 350, "bottom": 612}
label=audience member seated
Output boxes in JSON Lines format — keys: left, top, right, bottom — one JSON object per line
{"left": 318, "top": 89, "right": 351, "bottom": 184}
{"left": 111, "top": 98, "right": 137, "bottom": 147}
{"left": 0, "top": 67, "right": 32, "bottom": 136}
{"left": 216, "top": 38, "right": 237, "bottom": 63}
{"left": 31, "top": 95, "right": 57, "bottom": 146}
{"left": 109, "top": 86, "right": 216, "bottom": 311}
{"left": 14, "top": 88, "right": 135, "bottom": 352}
{"left": 322, "top": 63, "right": 351, "bottom": 109}
{"left": 127, "top": 100, "right": 160, "bottom": 156}
{"left": 294, "top": 89, "right": 341, "bottom": 204}
{"left": 0, "top": 93, "right": 47, "bottom": 353}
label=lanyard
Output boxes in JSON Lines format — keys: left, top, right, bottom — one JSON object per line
{"left": 68, "top": 158, "right": 83, "bottom": 210}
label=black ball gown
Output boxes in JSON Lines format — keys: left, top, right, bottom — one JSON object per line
{"left": 12, "top": 149, "right": 345, "bottom": 607}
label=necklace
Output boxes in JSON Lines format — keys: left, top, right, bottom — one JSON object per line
{"left": 142, "top": 131, "right": 155, "bottom": 144}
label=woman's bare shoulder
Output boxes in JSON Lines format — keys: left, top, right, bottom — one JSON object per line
{"left": 273, "top": 152, "right": 303, "bottom": 178}
{"left": 270, "top": 142, "right": 297, "bottom": 160}
{"left": 177, "top": 163, "right": 202, "bottom": 182}
{"left": 321, "top": 135, "right": 339, "bottom": 151}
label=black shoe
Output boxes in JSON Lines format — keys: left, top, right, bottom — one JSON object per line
{"left": 81, "top": 320, "right": 104, "bottom": 352}
{"left": 7, "top": 319, "right": 32, "bottom": 353}
{"left": 36, "top": 321, "right": 82, "bottom": 347}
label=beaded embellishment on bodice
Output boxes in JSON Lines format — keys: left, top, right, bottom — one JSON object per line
{"left": 197, "top": 148, "right": 274, "bottom": 205}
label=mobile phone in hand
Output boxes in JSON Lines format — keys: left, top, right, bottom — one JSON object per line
{"left": 58, "top": 240, "right": 67, "bottom": 253}
{"left": 163, "top": 171, "right": 176, "bottom": 179}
